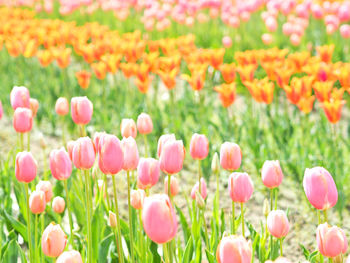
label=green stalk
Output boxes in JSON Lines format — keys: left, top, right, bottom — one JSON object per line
{"left": 241, "top": 203, "right": 245, "bottom": 237}
{"left": 20, "top": 133, "right": 24, "bottom": 151}
{"left": 201, "top": 210, "right": 210, "bottom": 249}
{"left": 215, "top": 170, "right": 220, "bottom": 209}
{"left": 84, "top": 170, "right": 92, "bottom": 263}
{"left": 34, "top": 214, "right": 38, "bottom": 260}
{"left": 40, "top": 213, "right": 44, "bottom": 263}
{"left": 270, "top": 189, "right": 274, "bottom": 211}
{"left": 324, "top": 210, "right": 328, "bottom": 223}
{"left": 232, "top": 201, "right": 236, "bottom": 234}
{"left": 127, "top": 171, "right": 135, "bottom": 263}
{"left": 167, "top": 174, "right": 172, "bottom": 202}
{"left": 27, "top": 132, "right": 30, "bottom": 151}
{"left": 64, "top": 180, "right": 74, "bottom": 247}
{"left": 280, "top": 238, "right": 283, "bottom": 256}
{"left": 138, "top": 210, "right": 144, "bottom": 262}
{"left": 104, "top": 174, "right": 111, "bottom": 210}
{"left": 163, "top": 243, "right": 169, "bottom": 263}
{"left": 274, "top": 189, "right": 278, "bottom": 210}
{"left": 112, "top": 174, "right": 124, "bottom": 263}
{"left": 198, "top": 160, "right": 202, "bottom": 194}
{"left": 25, "top": 183, "right": 33, "bottom": 262}
{"left": 143, "top": 134, "right": 149, "bottom": 157}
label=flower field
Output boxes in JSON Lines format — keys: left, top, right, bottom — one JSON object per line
{"left": 0, "top": 0, "right": 350, "bottom": 262}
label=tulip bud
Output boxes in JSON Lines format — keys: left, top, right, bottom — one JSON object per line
{"left": 137, "top": 113, "right": 153, "bottom": 134}
{"left": 66, "top": 140, "right": 75, "bottom": 161}
{"left": 29, "top": 190, "right": 46, "bottom": 214}
{"left": 56, "top": 250, "right": 83, "bottom": 263}
{"left": 50, "top": 147, "right": 72, "bottom": 180}
{"left": 10, "top": 86, "right": 30, "bottom": 110}
{"left": 29, "top": 98, "right": 39, "bottom": 117}
{"left": 121, "top": 136, "right": 139, "bottom": 171}
{"left": 131, "top": 189, "right": 146, "bottom": 209}
{"left": 109, "top": 211, "right": 117, "bottom": 228}
{"left": 263, "top": 199, "right": 270, "bottom": 218}
{"left": 157, "top": 134, "right": 176, "bottom": 157}
{"left": 228, "top": 172, "right": 254, "bottom": 203}
{"left": 220, "top": 142, "right": 242, "bottom": 171}
{"left": 15, "top": 151, "right": 37, "bottom": 183}
{"left": 190, "top": 133, "right": 209, "bottom": 160}
{"left": 71, "top": 96, "right": 93, "bottom": 125}
{"left": 191, "top": 178, "right": 207, "bottom": 200}
{"left": 137, "top": 158, "right": 160, "bottom": 189}
{"left": 41, "top": 223, "right": 67, "bottom": 257}
{"left": 317, "top": 223, "right": 348, "bottom": 258}
{"left": 98, "top": 134, "right": 124, "bottom": 175}
{"left": 261, "top": 160, "right": 284, "bottom": 189}
{"left": 13, "top": 107, "right": 33, "bottom": 133}
{"left": 159, "top": 140, "right": 185, "bottom": 175}
{"left": 52, "top": 196, "right": 65, "bottom": 213}
{"left": 121, "top": 118, "right": 137, "bottom": 138}
{"left": 267, "top": 210, "right": 290, "bottom": 239}
{"left": 216, "top": 235, "right": 252, "bottom": 263}
{"left": 195, "top": 190, "right": 205, "bottom": 209}
{"left": 55, "top": 97, "right": 69, "bottom": 116}
{"left": 38, "top": 132, "right": 47, "bottom": 149}
{"left": 36, "top": 181, "right": 53, "bottom": 202}
{"left": 211, "top": 152, "right": 220, "bottom": 173}
{"left": 72, "top": 137, "right": 96, "bottom": 170}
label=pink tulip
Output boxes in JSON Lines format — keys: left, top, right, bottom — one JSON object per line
{"left": 157, "top": 134, "right": 176, "bottom": 157}
{"left": 121, "top": 118, "right": 137, "bottom": 138}
{"left": 29, "top": 190, "right": 46, "bottom": 214}
{"left": 220, "top": 142, "right": 242, "bottom": 171}
{"left": 216, "top": 235, "right": 252, "bottom": 263}
{"left": 50, "top": 148, "right": 72, "bottom": 180}
{"left": 0, "top": 100, "right": 3, "bottom": 120}
{"left": 98, "top": 134, "right": 124, "bottom": 175}
{"left": 137, "top": 113, "right": 153, "bottom": 134}
{"left": 15, "top": 151, "right": 37, "bottom": 183}
{"left": 262, "top": 33, "right": 273, "bottom": 45}
{"left": 340, "top": 25, "right": 350, "bottom": 39}
{"left": 93, "top": 132, "right": 106, "bottom": 150}
{"left": 56, "top": 250, "right": 83, "bottom": 263}
{"left": 160, "top": 140, "right": 185, "bottom": 175}
{"left": 338, "top": 4, "right": 350, "bottom": 22}
{"left": 36, "top": 181, "right": 53, "bottom": 202}
{"left": 303, "top": 167, "right": 338, "bottom": 210}
{"left": 66, "top": 140, "right": 75, "bottom": 161}
{"left": 131, "top": 189, "right": 146, "bottom": 209}
{"left": 41, "top": 223, "right": 67, "bottom": 257}
{"left": 29, "top": 98, "right": 39, "bottom": 117}
{"left": 261, "top": 160, "right": 284, "bottom": 189}
{"left": 137, "top": 157, "right": 160, "bottom": 189}
{"left": 267, "top": 210, "right": 290, "bottom": 238}
{"left": 10, "top": 86, "right": 30, "bottom": 110}
{"left": 55, "top": 97, "right": 69, "bottom": 116}
{"left": 142, "top": 194, "right": 177, "bottom": 244}
{"left": 222, "top": 36, "right": 232, "bottom": 48}
{"left": 121, "top": 137, "right": 139, "bottom": 171}
{"left": 290, "top": 34, "right": 301, "bottom": 46}
{"left": 52, "top": 196, "right": 65, "bottom": 213}
{"left": 317, "top": 223, "right": 348, "bottom": 258}
{"left": 164, "top": 176, "right": 179, "bottom": 196}
{"left": 228, "top": 172, "right": 254, "bottom": 203}
{"left": 190, "top": 133, "right": 209, "bottom": 160}
{"left": 190, "top": 178, "right": 207, "bottom": 200}
{"left": 265, "top": 16, "right": 277, "bottom": 32}
{"left": 71, "top": 96, "right": 93, "bottom": 125}
{"left": 72, "top": 137, "right": 96, "bottom": 170}
{"left": 13, "top": 107, "right": 33, "bottom": 133}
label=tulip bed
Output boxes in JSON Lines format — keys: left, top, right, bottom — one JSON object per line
{"left": 1, "top": 1, "right": 350, "bottom": 263}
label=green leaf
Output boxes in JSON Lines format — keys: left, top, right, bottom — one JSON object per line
{"left": 2, "top": 239, "right": 27, "bottom": 263}
{"left": 205, "top": 249, "right": 215, "bottom": 263}
{"left": 182, "top": 236, "right": 193, "bottom": 263}
{"left": 92, "top": 203, "right": 105, "bottom": 261}
{"left": 149, "top": 241, "right": 161, "bottom": 263}
{"left": 98, "top": 233, "right": 114, "bottom": 263}
{"left": 175, "top": 205, "right": 190, "bottom": 242}
{"left": 3, "top": 211, "right": 27, "bottom": 242}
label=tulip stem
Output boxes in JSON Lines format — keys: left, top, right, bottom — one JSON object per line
{"left": 112, "top": 174, "right": 124, "bottom": 263}
{"left": 201, "top": 210, "right": 210, "bottom": 249}
{"left": 241, "top": 203, "right": 245, "bottom": 237}
{"left": 198, "top": 160, "right": 202, "bottom": 194}
{"left": 127, "top": 171, "right": 135, "bottom": 263}
{"left": 323, "top": 210, "right": 328, "bottom": 223}
{"left": 215, "top": 170, "right": 220, "bottom": 209}
{"left": 329, "top": 259, "right": 333, "bottom": 263}
{"left": 40, "top": 213, "right": 44, "bottom": 263}
{"left": 20, "top": 133, "right": 24, "bottom": 151}
{"left": 163, "top": 243, "right": 169, "bottom": 263}
{"left": 34, "top": 214, "right": 38, "bottom": 260}
{"left": 270, "top": 189, "right": 274, "bottom": 211}
{"left": 167, "top": 174, "right": 172, "bottom": 202}
{"left": 274, "top": 189, "right": 278, "bottom": 210}
{"left": 79, "top": 125, "right": 86, "bottom": 137}
{"left": 143, "top": 134, "right": 149, "bottom": 157}
{"left": 138, "top": 210, "right": 145, "bottom": 262}
{"left": 232, "top": 201, "right": 235, "bottom": 234}
{"left": 27, "top": 132, "right": 30, "bottom": 151}
{"left": 25, "top": 183, "right": 33, "bottom": 262}
{"left": 104, "top": 174, "right": 111, "bottom": 210}
{"left": 84, "top": 170, "right": 92, "bottom": 263}
{"left": 279, "top": 238, "right": 283, "bottom": 256}
{"left": 64, "top": 179, "right": 74, "bottom": 248}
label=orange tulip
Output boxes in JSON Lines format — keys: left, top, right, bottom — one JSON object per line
{"left": 91, "top": 62, "right": 107, "bottom": 80}
{"left": 316, "top": 45, "right": 334, "bottom": 64}
{"left": 219, "top": 63, "right": 236, "bottom": 84}
{"left": 37, "top": 49, "right": 54, "bottom": 67}
{"left": 181, "top": 64, "right": 207, "bottom": 91}
{"left": 313, "top": 81, "right": 334, "bottom": 102}
{"left": 214, "top": 83, "right": 236, "bottom": 107}
{"left": 322, "top": 99, "right": 346, "bottom": 123}
{"left": 297, "top": 95, "right": 315, "bottom": 114}
{"left": 157, "top": 68, "right": 178, "bottom": 90}
{"left": 237, "top": 64, "right": 256, "bottom": 83}
{"left": 75, "top": 71, "right": 92, "bottom": 89}
{"left": 287, "top": 51, "right": 310, "bottom": 72}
